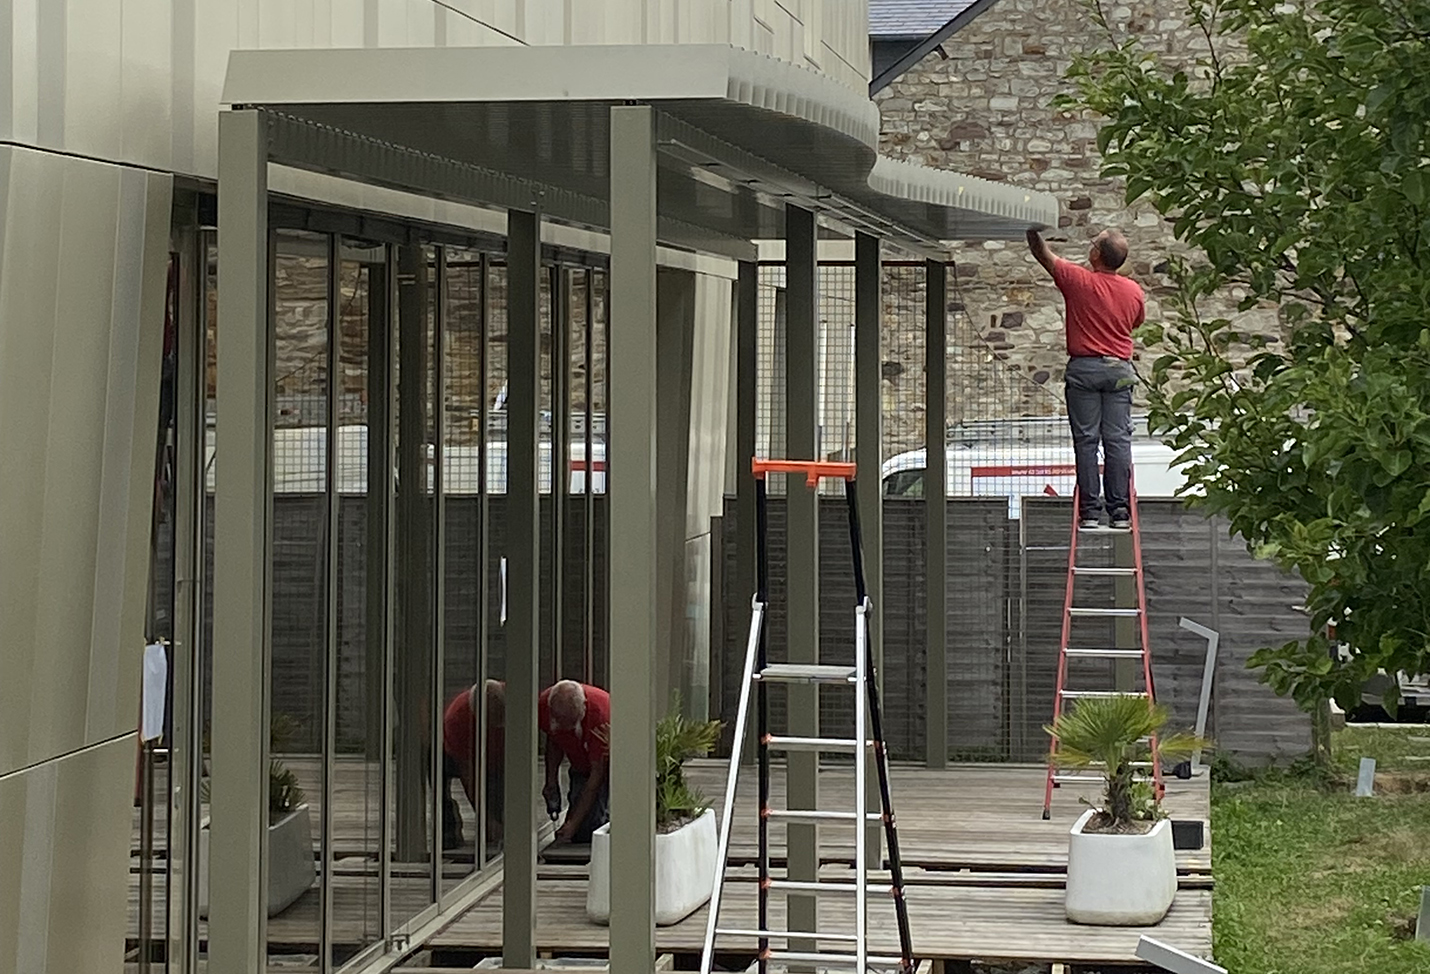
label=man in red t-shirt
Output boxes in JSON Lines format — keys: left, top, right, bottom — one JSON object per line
{"left": 1027, "top": 228, "right": 1147, "bottom": 529}
{"left": 539, "top": 680, "right": 611, "bottom": 844}
{"left": 442, "top": 679, "right": 505, "bottom": 850}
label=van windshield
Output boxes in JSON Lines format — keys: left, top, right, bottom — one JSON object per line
{"left": 883, "top": 469, "right": 925, "bottom": 497}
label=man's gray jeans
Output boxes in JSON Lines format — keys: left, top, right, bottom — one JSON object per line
{"left": 1065, "top": 355, "right": 1135, "bottom": 520}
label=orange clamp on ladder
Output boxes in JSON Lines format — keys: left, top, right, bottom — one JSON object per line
{"left": 1043, "top": 477, "right": 1164, "bottom": 819}
{"left": 700, "top": 459, "right": 916, "bottom": 974}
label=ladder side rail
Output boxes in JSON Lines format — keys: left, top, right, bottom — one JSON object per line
{"left": 754, "top": 476, "right": 772, "bottom": 974}
{"left": 698, "top": 596, "right": 767, "bottom": 974}
{"left": 846, "top": 479, "right": 914, "bottom": 973}
{"left": 854, "top": 601, "right": 869, "bottom": 974}
{"left": 845, "top": 479, "right": 870, "bottom": 974}
{"left": 1044, "top": 487, "right": 1083, "bottom": 818}
{"left": 1127, "top": 479, "right": 1165, "bottom": 799}
{"left": 864, "top": 605, "right": 915, "bottom": 973}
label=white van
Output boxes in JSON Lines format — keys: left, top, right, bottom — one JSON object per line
{"left": 880, "top": 439, "right": 1189, "bottom": 517}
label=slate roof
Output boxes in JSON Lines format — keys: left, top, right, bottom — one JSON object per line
{"left": 868, "top": 0, "right": 981, "bottom": 38}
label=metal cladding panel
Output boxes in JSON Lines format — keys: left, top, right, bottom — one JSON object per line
{"left": 0, "top": 737, "right": 136, "bottom": 974}
{"left": 0, "top": 148, "right": 169, "bottom": 777}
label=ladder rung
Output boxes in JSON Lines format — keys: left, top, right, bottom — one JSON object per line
{"left": 765, "top": 735, "right": 870, "bottom": 753}
{"left": 717, "top": 928, "right": 860, "bottom": 943}
{"left": 765, "top": 809, "right": 883, "bottom": 823}
{"left": 755, "top": 663, "right": 857, "bottom": 684}
{"left": 1060, "top": 690, "right": 1147, "bottom": 699}
{"left": 1073, "top": 566, "right": 1138, "bottom": 576}
{"left": 1079, "top": 524, "right": 1131, "bottom": 533}
{"left": 763, "top": 950, "right": 908, "bottom": 968}
{"left": 1053, "top": 774, "right": 1106, "bottom": 784}
{"left": 1070, "top": 607, "right": 1142, "bottom": 617}
{"left": 768, "top": 879, "right": 894, "bottom": 895}
{"left": 1086, "top": 760, "right": 1155, "bottom": 768}
{"left": 1064, "top": 648, "right": 1145, "bottom": 659}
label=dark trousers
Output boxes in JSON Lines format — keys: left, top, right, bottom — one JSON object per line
{"left": 441, "top": 752, "right": 503, "bottom": 849}
{"left": 1065, "top": 355, "right": 1135, "bottom": 519}
{"left": 565, "top": 769, "right": 610, "bottom": 844}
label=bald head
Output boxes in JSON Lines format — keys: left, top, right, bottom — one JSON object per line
{"left": 548, "top": 679, "right": 586, "bottom": 731}
{"left": 1090, "top": 229, "right": 1129, "bottom": 271}
{"left": 484, "top": 679, "right": 505, "bottom": 724}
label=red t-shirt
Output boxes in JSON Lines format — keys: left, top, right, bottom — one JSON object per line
{"left": 538, "top": 684, "right": 611, "bottom": 774}
{"left": 1052, "top": 258, "right": 1145, "bottom": 359}
{"left": 443, "top": 686, "right": 504, "bottom": 773}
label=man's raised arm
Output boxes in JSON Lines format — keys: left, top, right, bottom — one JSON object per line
{"left": 1026, "top": 228, "right": 1057, "bottom": 275}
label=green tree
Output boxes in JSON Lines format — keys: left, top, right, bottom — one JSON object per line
{"left": 1058, "top": 0, "right": 1430, "bottom": 728}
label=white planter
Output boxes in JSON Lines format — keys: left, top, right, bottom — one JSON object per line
{"left": 198, "top": 803, "right": 317, "bottom": 918}
{"left": 1065, "top": 808, "right": 1176, "bottom": 925}
{"left": 586, "top": 808, "right": 718, "bottom": 926}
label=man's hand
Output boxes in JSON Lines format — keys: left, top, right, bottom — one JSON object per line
{"left": 542, "top": 781, "right": 561, "bottom": 811}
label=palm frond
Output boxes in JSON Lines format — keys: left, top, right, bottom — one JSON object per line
{"left": 655, "top": 693, "right": 723, "bottom": 828}
{"left": 1045, "top": 695, "right": 1212, "bottom": 827}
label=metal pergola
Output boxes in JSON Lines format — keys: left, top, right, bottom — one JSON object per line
{"left": 209, "top": 42, "right": 1058, "bottom": 974}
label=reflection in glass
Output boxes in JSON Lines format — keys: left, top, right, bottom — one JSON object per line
{"left": 389, "top": 243, "right": 438, "bottom": 926}
{"left": 440, "top": 248, "right": 491, "bottom": 884}
{"left": 484, "top": 260, "right": 509, "bottom": 864}
{"left": 268, "top": 228, "right": 328, "bottom": 965}
{"left": 333, "top": 238, "right": 386, "bottom": 965}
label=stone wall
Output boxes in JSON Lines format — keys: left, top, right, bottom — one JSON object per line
{"left": 874, "top": 0, "right": 1279, "bottom": 435}
{"left": 247, "top": 246, "right": 606, "bottom": 446}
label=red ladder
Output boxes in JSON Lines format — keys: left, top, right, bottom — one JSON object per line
{"left": 1042, "top": 481, "right": 1164, "bottom": 819}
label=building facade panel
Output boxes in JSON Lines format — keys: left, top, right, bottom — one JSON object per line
{"left": 0, "top": 147, "right": 169, "bottom": 776}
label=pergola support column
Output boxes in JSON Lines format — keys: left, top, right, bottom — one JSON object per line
{"left": 210, "top": 108, "right": 271, "bottom": 974}
{"left": 734, "top": 261, "right": 758, "bottom": 767}
{"left": 502, "top": 206, "right": 542, "bottom": 970}
{"left": 855, "top": 232, "right": 884, "bottom": 866}
{"left": 925, "top": 260, "right": 948, "bottom": 769}
{"left": 608, "top": 103, "right": 660, "bottom": 974}
{"left": 784, "top": 204, "right": 819, "bottom": 955}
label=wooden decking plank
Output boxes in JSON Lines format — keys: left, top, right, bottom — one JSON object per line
{"left": 129, "top": 764, "right": 1213, "bottom": 965}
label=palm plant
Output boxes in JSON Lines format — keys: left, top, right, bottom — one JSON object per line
{"left": 1045, "top": 695, "right": 1206, "bottom": 830}
{"left": 655, "top": 695, "right": 723, "bottom": 831}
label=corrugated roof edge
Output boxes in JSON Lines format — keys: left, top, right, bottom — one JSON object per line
{"left": 866, "top": 154, "right": 1060, "bottom": 232}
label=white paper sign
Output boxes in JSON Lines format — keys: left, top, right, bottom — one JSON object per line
{"left": 499, "top": 556, "right": 507, "bottom": 626}
{"left": 141, "top": 642, "right": 168, "bottom": 742}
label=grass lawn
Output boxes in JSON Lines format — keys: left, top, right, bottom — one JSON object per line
{"left": 1213, "top": 725, "right": 1430, "bottom": 973}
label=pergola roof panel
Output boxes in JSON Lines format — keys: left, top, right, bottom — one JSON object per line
{"left": 223, "top": 44, "right": 1058, "bottom": 252}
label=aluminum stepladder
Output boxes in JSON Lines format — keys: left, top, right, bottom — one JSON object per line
{"left": 700, "top": 458, "right": 914, "bottom": 974}
{"left": 1042, "top": 478, "right": 1165, "bottom": 819}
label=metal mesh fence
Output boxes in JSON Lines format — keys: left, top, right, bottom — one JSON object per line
{"left": 742, "top": 257, "right": 1080, "bottom": 760}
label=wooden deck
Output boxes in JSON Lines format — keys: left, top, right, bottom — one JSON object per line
{"left": 132, "top": 761, "right": 1213, "bottom": 966}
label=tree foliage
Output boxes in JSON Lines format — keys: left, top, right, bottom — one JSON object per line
{"left": 1059, "top": 0, "right": 1430, "bottom": 712}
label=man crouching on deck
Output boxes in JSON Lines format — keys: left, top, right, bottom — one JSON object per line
{"left": 1026, "top": 227, "right": 1147, "bottom": 530}
{"left": 540, "top": 679, "right": 611, "bottom": 844}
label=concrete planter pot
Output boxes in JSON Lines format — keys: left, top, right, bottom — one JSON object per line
{"left": 198, "top": 804, "right": 317, "bottom": 918}
{"left": 1065, "top": 808, "right": 1176, "bottom": 925}
{"left": 586, "top": 808, "right": 718, "bottom": 925}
